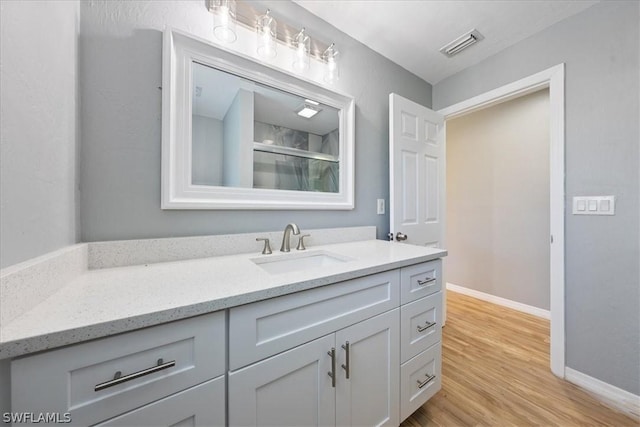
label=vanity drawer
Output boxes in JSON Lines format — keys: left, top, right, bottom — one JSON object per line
{"left": 400, "top": 292, "right": 442, "bottom": 363}
{"left": 400, "top": 344, "right": 442, "bottom": 422}
{"left": 11, "top": 311, "right": 225, "bottom": 427}
{"left": 229, "top": 269, "right": 400, "bottom": 370}
{"left": 95, "top": 376, "right": 225, "bottom": 427}
{"left": 400, "top": 260, "right": 442, "bottom": 304}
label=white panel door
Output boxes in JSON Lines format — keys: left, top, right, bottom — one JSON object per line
{"left": 389, "top": 93, "right": 445, "bottom": 248}
{"left": 228, "top": 334, "right": 335, "bottom": 427}
{"left": 335, "top": 309, "right": 400, "bottom": 427}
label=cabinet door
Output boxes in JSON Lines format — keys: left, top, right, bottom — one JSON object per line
{"left": 335, "top": 309, "right": 400, "bottom": 427}
{"left": 94, "top": 376, "right": 225, "bottom": 427}
{"left": 229, "top": 334, "right": 335, "bottom": 427}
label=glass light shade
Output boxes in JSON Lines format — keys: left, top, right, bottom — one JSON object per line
{"left": 323, "top": 44, "right": 339, "bottom": 84}
{"left": 292, "top": 28, "right": 310, "bottom": 72}
{"left": 212, "top": 0, "right": 237, "bottom": 43}
{"left": 256, "top": 10, "right": 277, "bottom": 59}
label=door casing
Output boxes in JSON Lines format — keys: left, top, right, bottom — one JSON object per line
{"left": 437, "top": 64, "right": 566, "bottom": 378}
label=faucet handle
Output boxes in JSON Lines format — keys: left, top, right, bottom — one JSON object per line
{"left": 296, "top": 234, "right": 311, "bottom": 251}
{"left": 256, "top": 238, "right": 272, "bottom": 255}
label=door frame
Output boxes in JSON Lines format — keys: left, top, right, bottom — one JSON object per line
{"left": 437, "top": 64, "right": 565, "bottom": 378}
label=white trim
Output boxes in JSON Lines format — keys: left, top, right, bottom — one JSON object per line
{"left": 446, "top": 283, "right": 550, "bottom": 319}
{"left": 162, "top": 29, "right": 355, "bottom": 210}
{"left": 565, "top": 367, "right": 640, "bottom": 420}
{"left": 437, "top": 64, "right": 565, "bottom": 378}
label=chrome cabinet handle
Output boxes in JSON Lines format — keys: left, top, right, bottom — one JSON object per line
{"left": 341, "top": 341, "right": 350, "bottom": 379}
{"left": 256, "top": 238, "right": 272, "bottom": 255}
{"left": 396, "top": 232, "right": 408, "bottom": 241}
{"left": 417, "top": 277, "right": 436, "bottom": 286}
{"left": 417, "top": 373, "right": 436, "bottom": 389}
{"left": 327, "top": 348, "right": 336, "bottom": 388}
{"left": 95, "top": 358, "right": 175, "bottom": 392}
{"left": 417, "top": 321, "right": 437, "bottom": 333}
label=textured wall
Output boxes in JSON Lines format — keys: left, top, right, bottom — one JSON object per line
{"left": 447, "top": 90, "right": 550, "bottom": 310}
{"left": 0, "top": 0, "right": 80, "bottom": 412}
{"left": 434, "top": 1, "right": 639, "bottom": 395}
{"left": 79, "top": 0, "right": 432, "bottom": 242}
{"left": 0, "top": 0, "right": 79, "bottom": 268}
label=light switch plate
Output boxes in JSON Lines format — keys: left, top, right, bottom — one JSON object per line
{"left": 377, "top": 199, "right": 385, "bottom": 215}
{"left": 572, "top": 196, "right": 615, "bottom": 215}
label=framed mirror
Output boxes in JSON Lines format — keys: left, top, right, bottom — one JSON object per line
{"left": 162, "top": 29, "right": 355, "bottom": 210}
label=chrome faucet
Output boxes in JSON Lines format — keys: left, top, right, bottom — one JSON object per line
{"left": 280, "top": 223, "right": 300, "bottom": 252}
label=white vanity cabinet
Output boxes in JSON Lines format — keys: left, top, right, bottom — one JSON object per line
{"left": 229, "top": 309, "right": 400, "bottom": 427}
{"left": 228, "top": 270, "right": 401, "bottom": 426}
{"left": 228, "top": 259, "right": 443, "bottom": 427}
{"left": 8, "top": 255, "right": 444, "bottom": 427}
{"left": 10, "top": 312, "right": 226, "bottom": 427}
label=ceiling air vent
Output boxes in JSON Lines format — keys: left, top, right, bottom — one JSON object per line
{"left": 440, "top": 29, "right": 484, "bottom": 57}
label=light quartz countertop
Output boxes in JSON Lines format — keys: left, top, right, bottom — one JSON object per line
{"left": 0, "top": 239, "right": 445, "bottom": 359}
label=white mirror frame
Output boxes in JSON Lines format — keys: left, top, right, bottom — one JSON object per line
{"left": 162, "top": 29, "right": 355, "bottom": 210}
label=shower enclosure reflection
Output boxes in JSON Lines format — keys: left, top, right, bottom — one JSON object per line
{"left": 191, "top": 62, "right": 340, "bottom": 193}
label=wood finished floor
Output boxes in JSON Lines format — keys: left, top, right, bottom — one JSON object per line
{"left": 400, "top": 291, "right": 638, "bottom": 427}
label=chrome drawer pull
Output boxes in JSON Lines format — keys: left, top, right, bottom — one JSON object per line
{"left": 327, "top": 348, "right": 336, "bottom": 388}
{"left": 95, "top": 358, "right": 176, "bottom": 392}
{"left": 341, "top": 341, "right": 350, "bottom": 379}
{"left": 417, "top": 321, "right": 436, "bottom": 333}
{"left": 417, "top": 373, "right": 436, "bottom": 389}
{"left": 417, "top": 277, "right": 436, "bottom": 286}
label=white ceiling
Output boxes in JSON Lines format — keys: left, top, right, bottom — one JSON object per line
{"left": 293, "top": 0, "right": 598, "bottom": 84}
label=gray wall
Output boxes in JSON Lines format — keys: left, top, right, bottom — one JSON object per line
{"left": 79, "top": 0, "right": 432, "bottom": 242}
{"left": 446, "top": 90, "right": 550, "bottom": 310}
{"left": 0, "top": 0, "right": 79, "bottom": 268}
{"left": 0, "top": 0, "right": 80, "bottom": 412}
{"left": 434, "top": 1, "right": 639, "bottom": 395}
{"left": 222, "top": 89, "right": 254, "bottom": 188}
{"left": 192, "top": 115, "right": 223, "bottom": 186}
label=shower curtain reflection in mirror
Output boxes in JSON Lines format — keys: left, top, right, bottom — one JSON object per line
{"left": 253, "top": 123, "right": 339, "bottom": 192}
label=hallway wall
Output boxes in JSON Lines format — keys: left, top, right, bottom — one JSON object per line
{"left": 446, "top": 89, "right": 550, "bottom": 310}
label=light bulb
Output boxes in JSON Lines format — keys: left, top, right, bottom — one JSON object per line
{"left": 212, "top": 0, "right": 237, "bottom": 43}
{"left": 322, "top": 43, "right": 339, "bottom": 83}
{"left": 256, "top": 9, "right": 277, "bottom": 59}
{"left": 292, "top": 28, "right": 310, "bottom": 72}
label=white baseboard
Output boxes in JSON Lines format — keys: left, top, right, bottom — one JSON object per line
{"left": 446, "top": 282, "right": 550, "bottom": 320}
{"left": 565, "top": 367, "right": 640, "bottom": 420}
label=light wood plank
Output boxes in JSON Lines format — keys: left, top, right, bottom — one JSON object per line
{"left": 401, "top": 291, "right": 637, "bottom": 426}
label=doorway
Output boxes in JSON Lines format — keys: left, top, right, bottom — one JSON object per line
{"left": 445, "top": 88, "right": 550, "bottom": 313}
{"left": 437, "top": 64, "right": 565, "bottom": 377}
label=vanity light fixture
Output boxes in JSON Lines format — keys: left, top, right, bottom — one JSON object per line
{"left": 296, "top": 100, "right": 321, "bottom": 118}
{"left": 292, "top": 28, "right": 310, "bottom": 72}
{"left": 322, "top": 43, "right": 339, "bottom": 84}
{"left": 208, "top": 0, "right": 237, "bottom": 43}
{"left": 204, "top": 1, "right": 341, "bottom": 82}
{"left": 256, "top": 9, "right": 277, "bottom": 59}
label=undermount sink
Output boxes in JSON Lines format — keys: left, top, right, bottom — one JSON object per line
{"left": 251, "top": 250, "right": 353, "bottom": 275}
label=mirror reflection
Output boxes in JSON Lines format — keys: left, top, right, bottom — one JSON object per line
{"left": 191, "top": 62, "right": 340, "bottom": 193}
